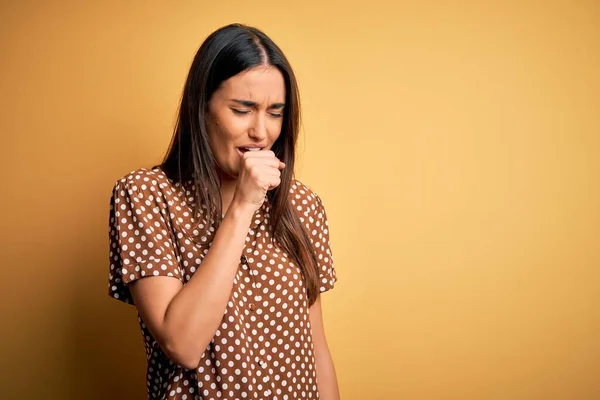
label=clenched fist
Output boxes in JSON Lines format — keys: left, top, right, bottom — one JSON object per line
{"left": 232, "top": 149, "right": 285, "bottom": 213}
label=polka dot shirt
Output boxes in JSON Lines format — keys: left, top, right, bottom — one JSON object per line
{"left": 107, "top": 167, "right": 337, "bottom": 399}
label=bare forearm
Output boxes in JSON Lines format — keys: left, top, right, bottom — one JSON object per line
{"left": 163, "top": 201, "right": 254, "bottom": 367}
{"left": 316, "top": 350, "right": 340, "bottom": 400}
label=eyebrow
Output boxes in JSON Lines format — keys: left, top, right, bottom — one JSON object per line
{"left": 230, "top": 99, "right": 285, "bottom": 110}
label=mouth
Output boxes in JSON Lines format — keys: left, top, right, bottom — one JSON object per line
{"left": 237, "top": 147, "right": 264, "bottom": 156}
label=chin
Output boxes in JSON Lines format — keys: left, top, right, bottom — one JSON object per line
{"left": 221, "top": 165, "right": 240, "bottom": 180}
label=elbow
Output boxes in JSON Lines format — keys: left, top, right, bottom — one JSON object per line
{"left": 158, "top": 311, "right": 219, "bottom": 370}
{"left": 162, "top": 340, "right": 202, "bottom": 370}
{"left": 179, "top": 355, "right": 202, "bottom": 371}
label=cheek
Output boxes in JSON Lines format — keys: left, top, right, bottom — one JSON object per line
{"left": 211, "top": 116, "right": 246, "bottom": 147}
{"left": 267, "top": 118, "right": 284, "bottom": 138}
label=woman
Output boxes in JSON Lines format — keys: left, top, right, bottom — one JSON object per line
{"left": 107, "top": 23, "right": 339, "bottom": 400}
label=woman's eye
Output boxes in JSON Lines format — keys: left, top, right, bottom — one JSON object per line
{"left": 231, "top": 108, "right": 282, "bottom": 118}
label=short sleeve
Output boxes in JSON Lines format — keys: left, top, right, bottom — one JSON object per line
{"left": 309, "top": 193, "right": 337, "bottom": 294}
{"left": 108, "top": 178, "right": 183, "bottom": 305}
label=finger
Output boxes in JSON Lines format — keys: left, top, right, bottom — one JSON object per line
{"left": 253, "top": 157, "right": 284, "bottom": 169}
{"left": 263, "top": 170, "right": 282, "bottom": 179}
{"left": 266, "top": 176, "right": 282, "bottom": 190}
{"left": 243, "top": 150, "right": 276, "bottom": 159}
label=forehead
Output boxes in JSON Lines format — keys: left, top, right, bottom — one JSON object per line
{"left": 217, "top": 66, "right": 285, "bottom": 102}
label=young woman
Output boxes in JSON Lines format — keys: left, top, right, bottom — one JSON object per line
{"left": 108, "top": 23, "right": 339, "bottom": 400}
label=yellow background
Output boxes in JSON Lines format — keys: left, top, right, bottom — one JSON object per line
{"left": 1, "top": 1, "right": 599, "bottom": 399}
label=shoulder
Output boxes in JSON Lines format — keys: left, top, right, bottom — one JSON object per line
{"left": 109, "top": 167, "right": 187, "bottom": 218}
{"left": 113, "top": 167, "right": 173, "bottom": 193}
{"left": 289, "top": 178, "right": 327, "bottom": 218}
{"left": 289, "top": 178, "right": 321, "bottom": 201}
{"left": 110, "top": 167, "right": 187, "bottom": 208}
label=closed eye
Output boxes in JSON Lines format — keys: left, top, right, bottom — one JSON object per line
{"left": 232, "top": 108, "right": 283, "bottom": 118}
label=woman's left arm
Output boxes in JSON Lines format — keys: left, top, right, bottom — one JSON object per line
{"left": 310, "top": 294, "right": 340, "bottom": 400}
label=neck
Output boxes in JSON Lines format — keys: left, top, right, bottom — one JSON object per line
{"left": 219, "top": 171, "right": 238, "bottom": 215}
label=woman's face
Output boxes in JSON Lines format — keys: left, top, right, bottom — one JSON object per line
{"left": 206, "top": 65, "right": 286, "bottom": 179}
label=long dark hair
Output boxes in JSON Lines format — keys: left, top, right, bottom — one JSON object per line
{"left": 156, "top": 23, "right": 321, "bottom": 306}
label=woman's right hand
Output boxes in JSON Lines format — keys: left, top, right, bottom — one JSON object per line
{"left": 232, "top": 150, "right": 286, "bottom": 213}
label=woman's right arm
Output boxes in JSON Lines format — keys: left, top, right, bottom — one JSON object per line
{"left": 128, "top": 199, "right": 255, "bottom": 370}
{"left": 124, "top": 151, "right": 284, "bottom": 370}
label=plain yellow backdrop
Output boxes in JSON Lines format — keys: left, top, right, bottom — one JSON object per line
{"left": 1, "top": 1, "right": 599, "bottom": 399}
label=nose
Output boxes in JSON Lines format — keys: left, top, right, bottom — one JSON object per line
{"left": 248, "top": 113, "right": 267, "bottom": 140}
